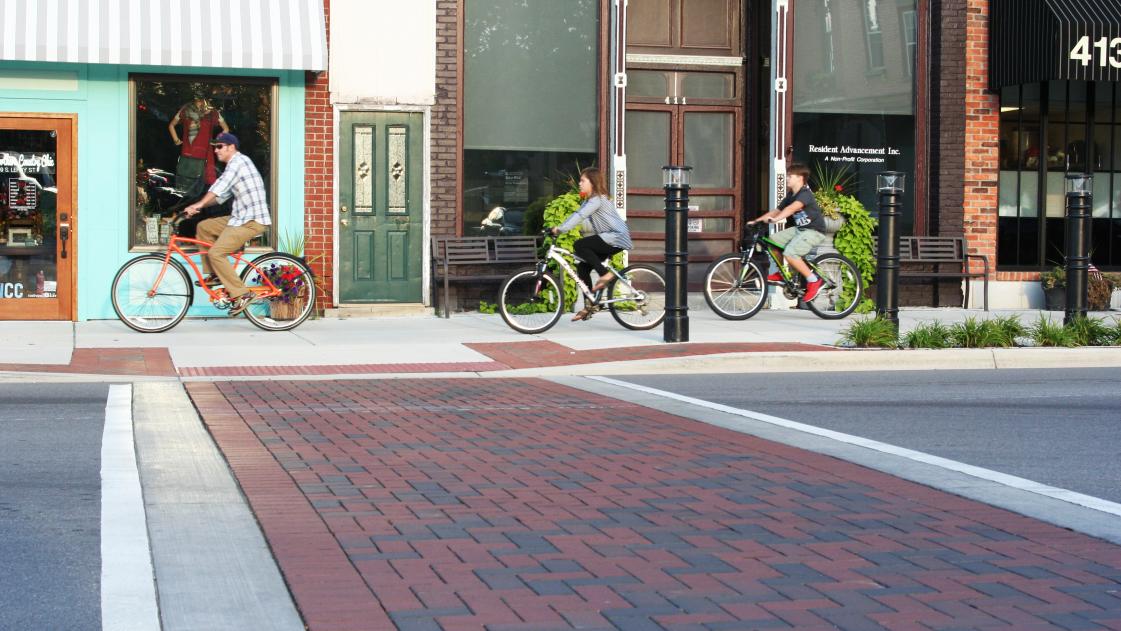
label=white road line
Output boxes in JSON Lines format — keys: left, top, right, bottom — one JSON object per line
{"left": 101, "top": 384, "right": 161, "bottom": 631}
{"left": 590, "top": 376, "right": 1121, "bottom": 519}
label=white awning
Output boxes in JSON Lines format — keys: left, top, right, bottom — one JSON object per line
{"left": 0, "top": 0, "right": 327, "bottom": 72}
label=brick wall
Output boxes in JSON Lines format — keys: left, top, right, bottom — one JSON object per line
{"left": 961, "top": 0, "right": 1000, "bottom": 277}
{"left": 304, "top": 0, "right": 334, "bottom": 310}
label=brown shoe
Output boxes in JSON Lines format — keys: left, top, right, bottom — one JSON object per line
{"left": 227, "top": 293, "right": 258, "bottom": 316}
{"left": 592, "top": 271, "right": 616, "bottom": 292}
{"left": 195, "top": 274, "right": 222, "bottom": 288}
{"left": 571, "top": 307, "right": 593, "bottom": 322}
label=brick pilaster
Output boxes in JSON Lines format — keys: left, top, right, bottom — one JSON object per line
{"left": 304, "top": 0, "right": 333, "bottom": 310}
{"left": 432, "top": 0, "right": 460, "bottom": 238}
{"left": 961, "top": 0, "right": 999, "bottom": 275}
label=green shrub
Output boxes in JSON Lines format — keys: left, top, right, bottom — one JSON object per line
{"left": 1065, "top": 316, "right": 1113, "bottom": 346}
{"left": 1107, "top": 318, "right": 1121, "bottom": 345}
{"left": 853, "top": 298, "right": 875, "bottom": 314}
{"left": 990, "top": 315, "right": 1027, "bottom": 347}
{"left": 478, "top": 300, "right": 497, "bottom": 314}
{"left": 838, "top": 316, "right": 899, "bottom": 348}
{"left": 949, "top": 316, "right": 1005, "bottom": 348}
{"left": 1031, "top": 315, "right": 1077, "bottom": 347}
{"left": 902, "top": 321, "right": 952, "bottom": 349}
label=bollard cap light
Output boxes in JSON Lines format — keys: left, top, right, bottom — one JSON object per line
{"left": 1065, "top": 172, "right": 1092, "bottom": 194}
{"left": 876, "top": 171, "right": 906, "bottom": 193}
{"left": 662, "top": 165, "right": 692, "bottom": 187}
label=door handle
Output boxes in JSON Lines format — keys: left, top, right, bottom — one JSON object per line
{"left": 59, "top": 214, "right": 70, "bottom": 259}
{"left": 341, "top": 218, "right": 349, "bottom": 227}
{"left": 340, "top": 205, "right": 349, "bottom": 214}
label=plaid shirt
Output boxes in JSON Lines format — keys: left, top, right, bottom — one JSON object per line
{"left": 209, "top": 152, "right": 271, "bottom": 227}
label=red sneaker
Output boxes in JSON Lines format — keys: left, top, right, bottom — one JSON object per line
{"left": 803, "top": 277, "right": 825, "bottom": 302}
{"left": 766, "top": 272, "right": 784, "bottom": 284}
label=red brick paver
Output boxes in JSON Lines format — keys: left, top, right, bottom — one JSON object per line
{"left": 0, "top": 347, "right": 175, "bottom": 376}
{"left": 191, "top": 379, "right": 1121, "bottom": 631}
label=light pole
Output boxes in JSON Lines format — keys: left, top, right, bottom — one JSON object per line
{"left": 875, "top": 171, "right": 905, "bottom": 330}
{"left": 1064, "top": 173, "right": 1092, "bottom": 325}
{"left": 663, "top": 165, "right": 691, "bottom": 343}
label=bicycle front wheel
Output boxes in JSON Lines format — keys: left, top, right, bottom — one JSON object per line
{"left": 806, "top": 253, "right": 862, "bottom": 319}
{"left": 703, "top": 254, "right": 767, "bottom": 320}
{"left": 608, "top": 264, "right": 666, "bottom": 330}
{"left": 111, "top": 254, "right": 193, "bottom": 333}
{"left": 239, "top": 253, "right": 317, "bottom": 331}
{"left": 498, "top": 267, "right": 564, "bottom": 334}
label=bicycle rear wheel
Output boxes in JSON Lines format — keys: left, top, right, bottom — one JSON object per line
{"left": 703, "top": 254, "right": 767, "bottom": 320}
{"left": 805, "top": 253, "right": 862, "bottom": 319}
{"left": 239, "top": 253, "right": 317, "bottom": 331}
{"left": 608, "top": 264, "right": 666, "bottom": 330}
{"left": 111, "top": 254, "right": 192, "bottom": 333}
{"left": 498, "top": 267, "right": 564, "bottom": 334}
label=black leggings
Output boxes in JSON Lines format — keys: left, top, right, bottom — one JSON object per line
{"left": 573, "top": 235, "right": 623, "bottom": 293}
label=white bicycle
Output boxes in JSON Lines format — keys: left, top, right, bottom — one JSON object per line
{"left": 497, "top": 232, "right": 666, "bottom": 334}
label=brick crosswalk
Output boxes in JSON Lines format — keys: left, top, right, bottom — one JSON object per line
{"left": 189, "top": 378, "right": 1121, "bottom": 631}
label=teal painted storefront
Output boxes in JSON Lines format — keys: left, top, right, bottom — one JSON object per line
{"left": 0, "top": 61, "right": 306, "bottom": 320}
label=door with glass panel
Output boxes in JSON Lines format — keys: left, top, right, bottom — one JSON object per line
{"left": 625, "top": 96, "right": 741, "bottom": 278}
{"left": 0, "top": 115, "right": 76, "bottom": 320}
{"left": 338, "top": 112, "right": 423, "bottom": 303}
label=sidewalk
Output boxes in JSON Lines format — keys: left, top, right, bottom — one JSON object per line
{"left": 2, "top": 303, "right": 1120, "bottom": 379}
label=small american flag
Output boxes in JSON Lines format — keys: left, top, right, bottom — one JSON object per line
{"left": 1088, "top": 261, "right": 1103, "bottom": 281}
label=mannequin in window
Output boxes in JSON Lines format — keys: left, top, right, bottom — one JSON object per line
{"left": 168, "top": 94, "right": 229, "bottom": 195}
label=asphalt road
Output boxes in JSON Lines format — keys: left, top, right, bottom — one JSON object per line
{"left": 0, "top": 383, "right": 107, "bottom": 631}
{"left": 617, "top": 368, "right": 1121, "bottom": 505}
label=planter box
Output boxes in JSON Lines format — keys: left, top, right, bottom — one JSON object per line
{"left": 1043, "top": 286, "right": 1065, "bottom": 311}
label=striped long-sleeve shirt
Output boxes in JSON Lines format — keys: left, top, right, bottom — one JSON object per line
{"left": 209, "top": 153, "right": 272, "bottom": 227}
{"left": 557, "top": 195, "right": 632, "bottom": 250}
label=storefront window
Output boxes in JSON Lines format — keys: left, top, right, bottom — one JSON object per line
{"left": 130, "top": 75, "right": 276, "bottom": 249}
{"left": 998, "top": 81, "right": 1121, "bottom": 270}
{"left": 792, "top": 0, "right": 916, "bottom": 233}
{"left": 463, "top": 0, "right": 598, "bottom": 236}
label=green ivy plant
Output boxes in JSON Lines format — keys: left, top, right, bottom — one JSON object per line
{"left": 542, "top": 191, "right": 625, "bottom": 311}
{"left": 810, "top": 162, "right": 877, "bottom": 287}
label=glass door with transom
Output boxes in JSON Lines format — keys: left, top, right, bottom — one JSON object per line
{"left": 625, "top": 102, "right": 741, "bottom": 281}
{"left": 0, "top": 116, "right": 76, "bottom": 320}
{"left": 339, "top": 112, "right": 423, "bottom": 303}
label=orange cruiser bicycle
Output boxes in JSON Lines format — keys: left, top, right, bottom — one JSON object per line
{"left": 110, "top": 233, "right": 316, "bottom": 333}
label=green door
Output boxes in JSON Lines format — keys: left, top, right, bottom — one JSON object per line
{"left": 339, "top": 112, "right": 423, "bottom": 302}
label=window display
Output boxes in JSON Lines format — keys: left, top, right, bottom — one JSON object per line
{"left": 131, "top": 75, "right": 276, "bottom": 249}
{"left": 0, "top": 131, "right": 58, "bottom": 300}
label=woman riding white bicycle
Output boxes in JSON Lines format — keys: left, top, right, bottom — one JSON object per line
{"left": 550, "top": 167, "right": 633, "bottom": 321}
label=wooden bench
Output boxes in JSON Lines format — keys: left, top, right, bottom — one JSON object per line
{"left": 431, "top": 235, "right": 541, "bottom": 318}
{"left": 873, "top": 235, "right": 990, "bottom": 310}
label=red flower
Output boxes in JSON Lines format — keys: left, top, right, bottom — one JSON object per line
{"left": 834, "top": 184, "right": 843, "bottom": 192}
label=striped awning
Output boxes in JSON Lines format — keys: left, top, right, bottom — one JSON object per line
{"left": 0, "top": 0, "right": 327, "bottom": 72}
{"left": 990, "top": 0, "right": 1121, "bottom": 89}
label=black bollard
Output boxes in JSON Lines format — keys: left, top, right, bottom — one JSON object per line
{"left": 662, "top": 165, "right": 691, "bottom": 343}
{"left": 875, "top": 172, "right": 905, "bottom": 330}
{"left": 1064, "top": 173, "right": 1092, "bottom": 325}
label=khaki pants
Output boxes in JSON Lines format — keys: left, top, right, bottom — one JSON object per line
{"left": 196, "top": 217, "right": 268, "bottom": 299}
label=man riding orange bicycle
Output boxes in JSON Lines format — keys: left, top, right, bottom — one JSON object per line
{"left": 181, "top": 132, "right": 270, "bottom": 316}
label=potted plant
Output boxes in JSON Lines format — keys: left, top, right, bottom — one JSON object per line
{"left": 1040, "top": 265, "right": 1065, "bottom": 311}
{"left": 268, "top": 231, "right": 319, "bottom": 319}
{"left": 812, "top": 162, "right": 877, "bottom": 312}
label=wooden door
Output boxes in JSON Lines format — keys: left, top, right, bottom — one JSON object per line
{"left": 0, "top": 115, "right": 76, "bottom": 320}
{"left": 624, "top": 102, "right": 741, "bottom": 273}
{"left": 339, "top": 112, "right": 423, "bottom": 303}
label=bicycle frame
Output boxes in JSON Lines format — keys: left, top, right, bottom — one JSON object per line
{"left": 151, "top": 235, "right": 281, "bottom": 302}
{"left": 537, "top": 240, "right": 641, "bottom": 307}
{"left": 742, "top": 226, "right": 832, "bottom": 295}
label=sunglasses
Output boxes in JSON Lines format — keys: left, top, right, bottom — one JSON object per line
{"left": 213, "top": 143, "right": 228, "bottom": 149}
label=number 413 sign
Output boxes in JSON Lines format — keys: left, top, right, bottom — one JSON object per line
{"left": 1069, "top": 35, "right": 1121, "bottom": 69}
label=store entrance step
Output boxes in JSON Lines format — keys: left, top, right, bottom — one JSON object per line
{"left": 323, "top": 304, "right": 432, "bottom": 318}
